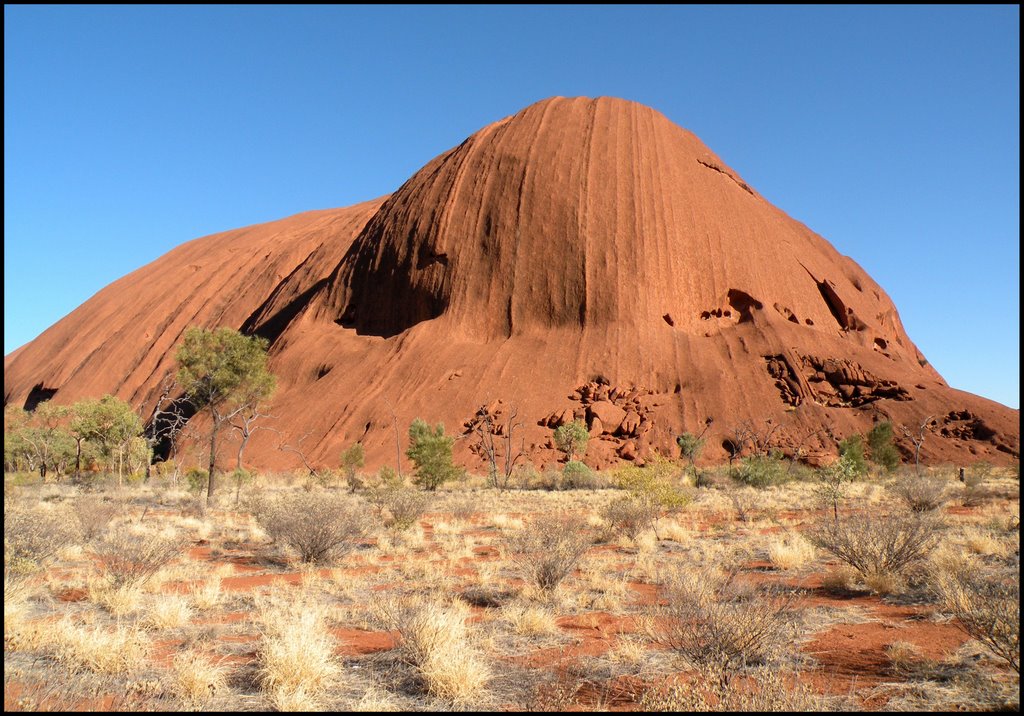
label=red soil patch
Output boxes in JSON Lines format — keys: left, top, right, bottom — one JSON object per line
{"left": 332, "top": 627, "right": 398, "bottom": 656}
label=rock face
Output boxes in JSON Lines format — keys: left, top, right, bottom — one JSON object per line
{"left": 4, "top": 97, "right": 1019, "bottom": 471}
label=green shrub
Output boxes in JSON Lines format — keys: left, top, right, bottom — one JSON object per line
{"left": 406, "top": 419, "right": 463, "bottom": 491}
{"left": 732, "top": 454, "right": 791, "bottom": 488}
{"left": 185, "top": 468, "right": 208, "bottom": 495}
{"left": 838, "top": 435, "right": 868, "bottom": 477}
{"left": 615, "top": 462, "right": 692, "bottom": 511}
{"left": 562, "top": 460, "right": 597, "bottom": 489}
{"left": 553, "top": 420, "right": 589, "bottom": 462}
{"left": 340, "top": 443, "right": 365, "bottom": 492}
{"left": 867, "top": 421, "right": 900, "bottom": 472}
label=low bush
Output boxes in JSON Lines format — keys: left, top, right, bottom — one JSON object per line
{"left": 651, "top": 562, "right": 797, "bottom": 670}
{"left": 253, "top": 491, "right": 370, "bottom": 564}
{"left": 367, "top": 483, "right": 430, "bottom": 532}
{"left": 934, "top": 567, "right": 1019, "bottom": 673}
{"left": 891, "top": 476, "right": 949, "bottom": 512}
{"left": 808, "top": 510, "right": 940, "bottom": 592}
{"left": 75, "top": 495, "right": 120, "bottom": 541}
{"left": 4, "top": 504, "right": 81, "bottom": 576}
{"left": 561, "top": 460, "right": 599, "bottom": 489}
{"left": 506, "top": 515, "right": 593, "bottom": 593}
{"left": 732, "top": 454, "right": 792, "bottom": 488}
{"left": 601, "top": 496, "right": 659, "bottom": 542}
{"left": 93, "top": 525, "right": 186, "bottom": 587}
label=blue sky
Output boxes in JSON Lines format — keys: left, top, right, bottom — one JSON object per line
{"left": 4, "top": 6, "right": 1019, "bottom": 408}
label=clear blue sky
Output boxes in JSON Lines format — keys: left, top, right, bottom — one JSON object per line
{"left": 4, "top": 6, "right": 1019, "bottom": 409}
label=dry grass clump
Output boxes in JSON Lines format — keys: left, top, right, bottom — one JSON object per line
{"left": 375, "top": 595, "right": 490, "bottom": 705}
{"left": 505, "top": 515, "right": 593, "bottom": 594}
{"left": 370, "top": 485, "right": 431, "bottom": 532}
{"left": 765, "top": 531, "right": 816, "bottom": 570}
{"left": 255, "top": 590, "right": 340, "bottom": 709}
{"left": 88, "top": 578, "right": 146, "bottom": 616}
{"left": 489, "top": 513, "right": 525, "bottom": 530}
{"left": 501, "top": 603, "right": 560, "bottom": 636}
{"left": 651, "top": 561, "right": 797, "bottom": 669}
{"left": 49, "top": 617, "right": 150, "bottom": 675}
{"left": 808, "top": 510, "right": 940, "bottom": 593}
{"left": 144, "top": 594, "right": 194, "bottom": 630}
{"left": 254, "top": 491, "right": 370, "bottom": 563}
{"left": 74, "top": 495, "right": 121, "bottom": 541}
{"left": 885, "top": 640, "right": 926, "bottom": 675}
{"left": 601, "top": 496, "right": 659, "bottom": 542}
{"left": 188, "top": 576, "right": 223, "bottom": 610}
{"left": 171, "top": 649, "right": 229, "bottom": 706}
{"left": 92, "top": 524, "right": 186, "bottom": 587}
{"left": 933, "top": 567, "right": 1019, "bottom": 673}
{"left": 640, "top": 665, "right": 822, "bottom": 711}
{"left": 4, "top": 504, "right": 81, "bottom": 576}
{"left": 891, "top": 476, "right": 949, "bottom": 512}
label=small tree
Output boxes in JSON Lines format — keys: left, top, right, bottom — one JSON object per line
{"left": 867, "top": 421, "right": 900, "bottom": 472}
{"left": 837, "top": 435, "right": 868, "bottom": 477}
{"left": 900, "top": 416, "right": 933, "bottom": 475}
{"left": 406, "top": 419, "right": 462, "bottom": 491}
{"left": 677, "top": 425, "right": 709, "bottom": 481}
{"left": 553, "top": 420, "right": 589, "bottom": 462}
{"left": 340, "top": 443, "right": 366, "bottom": 492}
{"left": 176, "top": 327, "right": 276, "bottom": 504}
{"left": 472, "top": 405, "right": 527, "bottom": 492}
{"left": 814, "top": 453, "right": 859, "bottom": 522}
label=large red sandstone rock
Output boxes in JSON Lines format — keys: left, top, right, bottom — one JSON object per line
{"left": 4, "top": 97, "right": 1018, "bottom": 471}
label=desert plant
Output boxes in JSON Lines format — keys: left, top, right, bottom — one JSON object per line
{"left": 92, "top": 525, "right": 185, "bottom": 587}
{"left": 171, "top": 650, "right": 229, "bottom": 706}
{"left": 340, "top": 443, "right": 365, "bottom": 492}
{"left": 640, "top": 665, "right": 821, "bottom": 711}
{"left": 813, "top": 453, "right": 859, "bottom": 521}
{"left": 256, "top": 590, "right": 339, "bottom": 709}
{"left": 676, "top": 431, "right": 706, "bottom": 480}
{"left": 406, "top": 419, "right": 463, "bottom": 490}
{"left": 185, "top": 467, "right": 208, "bottom": 495}
{"left": 651, "top": 562, "right": 797, "bottom": 670}
{"left": 601, "top": 496, "right": 659, "bottom": 542}
{"left": 375, "top": 595, "right": 490, "bottom": 704}
{"left": 553, "top": 420, "right": 589, "bottom": 462}
{"left": 368, "top": 483, "right": 430, "bottom": 532}
{"left": 891, "top": 475, "right": 949, "bottom": 512}
{"left": 837, "top": 434, "right": 868, "bottom": 477}
{"left": 561, "top": 460, "right": 598, "bottom": 489}
{"left": 733, "top": 453, "right": 791, "bottom": 488}
{"left": 506, "top": 515, "right": 593, "bottom": 593}
{"left": 934, "top": 567, "right": 1019, "bottom": 673}
{"left": 766, "top": 531, "right": 816, "bottom": 570}
{"left": 74, "top": 495, "right": 120, "bottom": 541}
{"left": 808, "top": 510, "right": 940, "bottom": 591}
{"left": 615, "top": 461, "right": 692, "bottom": 512}
{"left": 867, "top": 421, "right": 900, "bottom": 472}
{"left": 254, "top": 491, "right": 370, "bottom": 564}
{"left": 4, "top": 505, "right": 81, "bottom": 576}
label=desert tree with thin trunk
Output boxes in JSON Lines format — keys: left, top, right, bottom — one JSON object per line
{"left": 472, "top": 404, "right": 527, "bottom": 492}
{"left": 176, "top": 327, "right": 275, "bottom": 504}
{"left": 553, "top": 419, "right": 589, "bottom": 462}
{"left": 900, "top": 415, "right": 934, "bottom": 475}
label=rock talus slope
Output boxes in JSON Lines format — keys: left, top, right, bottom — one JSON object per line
{"left": 5, "top": 97, "right": 1018, "bottom": 470}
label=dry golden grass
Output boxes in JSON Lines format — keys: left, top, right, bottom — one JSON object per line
{"left": 144, "top": 593, "right": 194, "bottom": 630}
{"left": 350, "top": 687, "right": 402, "bottom": 711}
{"left": 171, "top": 649, "right": 229, "bottom": 705}
{"left": 489, "top": 513, "right": 525, "bottom": 530}
{"left": 49, "top": 617, "right": 150, "bottom": 674}
{"left": 255, "top": 589, "right": 340, "bottom": 708}
{"left": 766, "top": 531, "right": 816, "bottom": 570}
{"left": 189, "top": 576, "right": 223, "bottom": 610}
{"left": 376, "top": 595, "right": 490, "bottom": 705}
{"left": 501, "top": 603, "right": 560, "bottom": 636}
{"left": 88, "top": 578, "right": 146, "bottom": 616}
{"left": 885, "top": 640, "right": 925, "bottom": 674}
